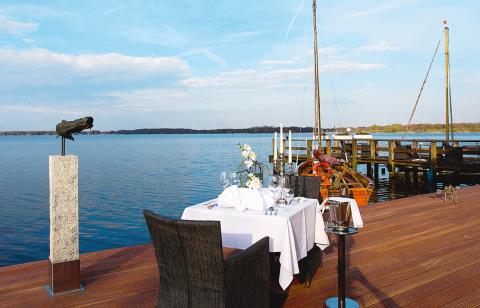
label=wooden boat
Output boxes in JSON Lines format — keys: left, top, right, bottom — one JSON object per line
{"left": 297, "top": 150, "right": 374, "bottom": 206}
{"left": 295, "top": 0, "right": 374, "bottom": 206}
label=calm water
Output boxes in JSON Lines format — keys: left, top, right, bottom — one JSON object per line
{"left": 1, "top": 132, "right": 479, "bottom": 266}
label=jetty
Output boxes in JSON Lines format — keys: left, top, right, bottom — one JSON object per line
{"left": 1, "top": 185, "right": 479, "bottom": 307}
{"left": 274, "top": 137, "right": 480, "bottom": 177}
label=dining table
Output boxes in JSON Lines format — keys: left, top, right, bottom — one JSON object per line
{"left": 181, "top": 195, "right": 330, "bottom": 290}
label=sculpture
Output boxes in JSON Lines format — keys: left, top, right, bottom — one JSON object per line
{"left": 56, "top": 117, "right": 94, "bottom": 155}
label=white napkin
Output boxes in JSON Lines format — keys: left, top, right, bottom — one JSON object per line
{"left": 218, "top": 186, "right": 265, "bottom": 212}
{"left": 238, "top": 188, "right": 264, "bottom": 212}
{"left": 260, "top": 189, "right": 275, "bottom": 208}
{"left": 319, "top": 197, "right": 364, "bottom": 228}
{"left": 218, "top": 185, "right": 241, "bottom": 208}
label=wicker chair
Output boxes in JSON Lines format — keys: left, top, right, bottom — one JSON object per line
{"left": 288, "top": 175, "right": 321, "bottom": 199}
{"left": 143, "top": 210, "right": 270, "bottom": 308}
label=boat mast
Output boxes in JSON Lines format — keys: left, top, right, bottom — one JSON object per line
{"left": 312, "top": 0, "right": 322, "bottom": 151}
{"left": 444, "top": 20, "right": 451, "bottom": 141}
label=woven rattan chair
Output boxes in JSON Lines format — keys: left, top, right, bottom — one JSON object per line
{"left": 143, "top": 210, "right": 270, "bottom": 308}
{"left": 288, "top": 175, "right": 321, "bottom": 199}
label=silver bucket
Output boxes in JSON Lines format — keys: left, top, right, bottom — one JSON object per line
{"left": 328, "top": 200, "right": 351, "bottom": 229}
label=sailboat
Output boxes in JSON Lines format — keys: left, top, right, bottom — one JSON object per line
{"left": 295, "top": 0, "right": 374, "bottom": 206}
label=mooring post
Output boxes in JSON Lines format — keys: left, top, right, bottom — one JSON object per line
{"left": 326, "top": 139, "right": 332, "bottom": 155}
{"left": 351, "top": 140, "right": 358, "bottom": 170}
{"left": 367, "top": 163, "right": 372, "bottom": 178}
{"left": 307, "top": 139, "right": 313, "bottom": 161}
{"left": 388, "top": 140, "right": 395, "bottom": 173}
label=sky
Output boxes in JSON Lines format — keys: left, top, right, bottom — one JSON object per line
{"left": 0, "top": 0, "right": 479, "bottom": 131}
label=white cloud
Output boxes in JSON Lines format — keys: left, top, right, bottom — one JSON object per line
{"left": 355, "top": 42, "right": 401, "bottom": 52}
{"left": 123, "top": 26, "right": 188, "bottom": 47}
{"left": 182, "top": 48, "right": 227, "bottom": 67}
{"left": 183, "top": 61, "right": 386, "bottom": 88}
{"left": 104, "top": 88, "right": 190, "bottom": 111}
{"left": 259, "top": 59, "right": 299, "bottom": 66}
{"left": 0, "top": 15, "right": 38, "bottom": 34}
{"left": 0, "top": 104, "right": 82, "bottom": 116}
{"left": 216, "top": 30, "right": 263, "bottom": 43}
{"left": 341, "top": 2, "right": 400, "bottom": 19}
{"left": 0, "top": 48, "right": 189, "bottom": 84}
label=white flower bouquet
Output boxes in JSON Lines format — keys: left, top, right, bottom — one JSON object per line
{"left": 237, "top": 143, "right": 266, "bottom": 189}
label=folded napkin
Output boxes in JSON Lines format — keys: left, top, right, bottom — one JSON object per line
{"left": 218, "top": 185, "right": 265, "bottom": 212}
{"left": 319, "top": 197, "right": 364, "bottom": 228}
{"left": 260, "top": 189, "right": 275, "bottom": 208}
{"left": 218, "top": 185, "right": 241, "bottom": 208}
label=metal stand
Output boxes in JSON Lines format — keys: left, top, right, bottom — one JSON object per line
{"left": 325, "top": 226, "right": 359, "bottom": 308}
{"left": 279, "top": 153, "right": 285, "bottom": 176}
{"left": 61, "top": 137, "right": 65, "bottom": 156}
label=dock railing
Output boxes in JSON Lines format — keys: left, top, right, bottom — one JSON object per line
{"left": 271, "top": 137, "right": 480, "bottom": 174}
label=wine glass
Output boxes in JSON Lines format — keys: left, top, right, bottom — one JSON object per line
{"left": 229, "top": 172, "right": 240, "bottom": 187}
{"left": 269, "top": 175, "right": 281, "bottom": 203}
{"left": 282, "top": 177, "right": 295, "bottom": 205}
{"left": 220, "top": 171, "right": 230, "bottom": 191}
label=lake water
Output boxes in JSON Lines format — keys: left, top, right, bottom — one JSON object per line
{"left": 1, "top": 132, "right": 479, "bottom": 266}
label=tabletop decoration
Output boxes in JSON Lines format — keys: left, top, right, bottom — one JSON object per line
{"left": 237, "top": 143, "right": 266, "bottom": 189}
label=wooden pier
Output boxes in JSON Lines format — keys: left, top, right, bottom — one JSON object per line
{"left": 1, "top": 185, "right": 480, "bottom": 307}
{"left": 274, "top": 137, "right": 480, "bottom": 177}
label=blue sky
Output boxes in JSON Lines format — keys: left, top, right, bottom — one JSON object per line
{"left": 0, "top": 0, "right": 478, "bottom": 130}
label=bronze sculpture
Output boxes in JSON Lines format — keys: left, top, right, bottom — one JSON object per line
{"left": 56, "top": 117, "right": 94, "bottom": 155}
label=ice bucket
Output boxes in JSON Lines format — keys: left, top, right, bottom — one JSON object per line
{"left": 327, "top": 200, "right": 351, "bottom": 229}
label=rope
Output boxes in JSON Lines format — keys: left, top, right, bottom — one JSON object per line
{"left": 402, "top": 40, "right": 441, "bottom": 140}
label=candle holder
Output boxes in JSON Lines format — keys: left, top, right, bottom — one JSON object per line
{"left": 279, "top": 153, "right": 285, "bottom": 176}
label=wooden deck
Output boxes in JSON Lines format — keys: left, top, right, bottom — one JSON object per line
{"left": 1, "top": 185, "right": 480, "bottom": 307}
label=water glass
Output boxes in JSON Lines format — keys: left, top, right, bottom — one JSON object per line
{"left": 220, "top": 171, "right": 230, "bottom": 190}
{"left": 269, "top": 175, "right": 281, "bottom": 198}
{"left": 229, "top": 172, "right": 240, "bottom": 186}
{"left": 281, "top": 176, "right": 294, "bottom": 205}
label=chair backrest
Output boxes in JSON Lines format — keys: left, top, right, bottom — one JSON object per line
{"left": 289, "top": 175, "right": 321, "bottom": 199}
{"left": 176, "top": 220, "right": 226, "bottom": 306}
{"left": 143, "top": 210, "right": 189, "bottom": 307}
{"left": 144, "top": 210, "right": 226, "bottom": 307}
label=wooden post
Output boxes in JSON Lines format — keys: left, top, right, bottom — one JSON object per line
{"left": 388, "top": 140, "right": 395, "bottom": 172}
{"left": 326, "top": 139, "right": 332, "bottom": 155}
{"left": 307, "top": 140, "right": 313, "bottom": 161}
{"left": 366, "top": 163, "right": 372, "bottom": 178}
{"left": 351, "top": 140, "right": 358, "bottom": 170}
{"left": 370, "top": 140, "right": 377, "bottom": 159}
{"left": 413, "top": 166, "right": 419, "bottom": 186}
{"left": 374, "top": 163, "right": 379, "bottom": 181}
{"left": 412, "top": 140, "right": 418, "bottom": 158}
{"left": 430, "top": 141, "right": 437, "bottom": 168}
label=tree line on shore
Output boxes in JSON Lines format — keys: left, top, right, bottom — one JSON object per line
{"left": 1, "top": 123, "right": 479, "bottom": 136}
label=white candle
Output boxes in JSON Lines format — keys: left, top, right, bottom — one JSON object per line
{"left": 279, "top": 123, "right": 284, "bottom": 154}
{"left": 288, "top": 130, "right": 292, "bottom": 164}
{"left": 273, "top": 132, "right": 278, "bottom": 161}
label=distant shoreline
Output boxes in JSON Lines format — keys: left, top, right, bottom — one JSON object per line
{"left": 1, "top": 123, "right": 479, "bottom": 136}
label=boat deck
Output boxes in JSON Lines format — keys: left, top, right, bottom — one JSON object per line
{"left": 1, "top": 185, "right": 480, "bottom": 307}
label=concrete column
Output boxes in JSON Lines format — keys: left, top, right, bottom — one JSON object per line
{"left": 46, "top": 155, "right": 82, "bottom": 296}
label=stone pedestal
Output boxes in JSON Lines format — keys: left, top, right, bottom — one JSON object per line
{"left": 46, "top": 155, "right": 82, "bottom": 295}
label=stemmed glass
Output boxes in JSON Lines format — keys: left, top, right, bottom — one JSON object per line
{"left": 220, "top": 171, "right": 230, "bottom": 191}
{"left": 268, "top": 175, "right": 281, "bottom": 203}
{"left": 229, "top": 172, "right": 240, "bottom": 187}
{"left": 282, "top": 177, "right": 295, "bottom": 205}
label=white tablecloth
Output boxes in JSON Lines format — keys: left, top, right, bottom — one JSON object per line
{"left": 181, "top": 198, "right": 330, "bottom": 290}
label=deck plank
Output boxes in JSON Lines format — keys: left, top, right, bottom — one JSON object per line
{"left": 1, "top": 185, "right": 480, "bottom": 307}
